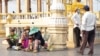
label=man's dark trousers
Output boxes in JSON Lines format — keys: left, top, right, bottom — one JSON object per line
{"left": 80, "top": 29, "right": 95, "bottom": 54}
{"left": 73, "top": 27, "right": 81, "bottom": 47}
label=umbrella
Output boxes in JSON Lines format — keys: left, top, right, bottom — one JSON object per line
{"left": 29, "top": 27, "right": 39, "bottom": 35}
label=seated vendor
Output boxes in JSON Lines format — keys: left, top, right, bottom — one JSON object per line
{"left": 6, "top": 28, "right": 18, "bottom": 49}
{"left": 29, "top": 27, "right": 47, "bottom": 53}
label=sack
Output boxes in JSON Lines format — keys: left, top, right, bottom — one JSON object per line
{"left": 43, "top": 33, "right": 50, "bottom": 41}
{"left": 12, "top": 46, "right": 21, "bottom": 50}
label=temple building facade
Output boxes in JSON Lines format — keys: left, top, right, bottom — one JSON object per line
{"left": 0, "top": 0, "right": 100, "bottom": 50}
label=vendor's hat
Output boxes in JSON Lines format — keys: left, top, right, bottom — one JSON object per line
{"left": 24, "top": 26, "right": 30, "bottom": 30}
{"left": 29, "top": 27, "right": 39, "bottom": 35}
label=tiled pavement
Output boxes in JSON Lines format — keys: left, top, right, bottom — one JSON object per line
{"left": 0, "top": 38, "right": 100, "bottom": 56}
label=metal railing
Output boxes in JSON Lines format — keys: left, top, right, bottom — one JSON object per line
{"left": 0, "top": 13, "right": 8, "bottom": 19}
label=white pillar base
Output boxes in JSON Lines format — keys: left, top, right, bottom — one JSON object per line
{"left": 47, "top": 27, "right": 67, "bottom": 51}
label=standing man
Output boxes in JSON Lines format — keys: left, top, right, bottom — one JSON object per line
{"left": 71, "top": 8, "right": 81, "bottom": 47}
{"left": 78, "top": 5, "right": 96, "bottom": 55}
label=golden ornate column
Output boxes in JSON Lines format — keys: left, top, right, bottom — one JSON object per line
{"left": 25, "top": 0, "right": 31, "bottom": 12}
{"left": 66, "top": 0, "right": 85, "bottom": 48}
{"left": 37, "top": 0, "right": 41, "bottom": 12}
{"left": 17, "top": 0, "right": 21, "bottom": 13}
{"left": 4, "top": 0, "right": 8, "bottom": 13}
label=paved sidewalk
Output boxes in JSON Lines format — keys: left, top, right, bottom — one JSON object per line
{"left": 0, "top": 38, "right": 100, "bottom": 56}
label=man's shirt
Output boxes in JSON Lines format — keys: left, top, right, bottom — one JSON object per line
{"left": 71, "top": 12, "right": 81, "bottom": 28}
{"left": 81, "top": 11, "right": 96, "bottom": 31}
